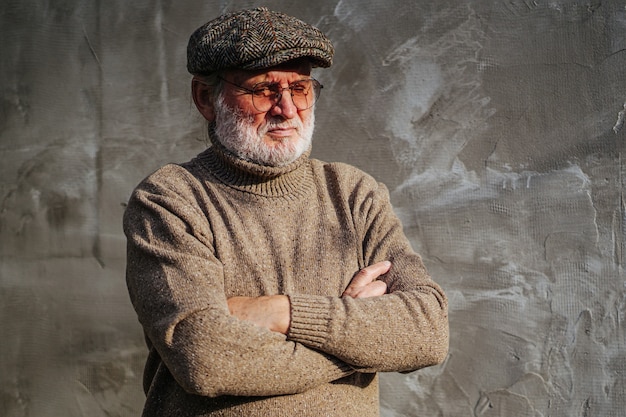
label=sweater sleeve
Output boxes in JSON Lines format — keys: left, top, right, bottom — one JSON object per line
{"left": 287, "top": 169, "right": 449, "bottom": 373}
{"left": 124, "top": 166, "right": 353, "bottom": 398}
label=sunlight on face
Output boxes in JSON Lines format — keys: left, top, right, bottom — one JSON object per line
{"left": 212, "top": 93, "right": 315, "bottom": 166}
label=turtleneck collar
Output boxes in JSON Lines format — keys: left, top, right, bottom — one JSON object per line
{"left": 193, "top": 137, "right": 315, "bottom": 199}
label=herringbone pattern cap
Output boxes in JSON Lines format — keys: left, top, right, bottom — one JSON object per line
{"left": 187, "top": 7, "right": 334, "bottom": 74}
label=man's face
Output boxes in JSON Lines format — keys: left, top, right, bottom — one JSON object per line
{"left": 212, "top": 61, "right": 316, "bottom": 166}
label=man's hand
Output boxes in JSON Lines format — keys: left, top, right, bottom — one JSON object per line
{"left": 342, "top": 261, "right": 390, "bottom": 299}
{"left": 227, "top": 261, "right": 390, "bottom": 334}
{"left": 227, "top": 295, "right": 290, "bottom": 334}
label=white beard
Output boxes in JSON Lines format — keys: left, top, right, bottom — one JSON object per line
{"left": 212, "top": 94, "right": 315, "bottom": 167}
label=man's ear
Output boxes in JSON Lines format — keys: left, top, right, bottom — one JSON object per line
{"left": 191, "top": 77, "right": 216, "bottom": 122}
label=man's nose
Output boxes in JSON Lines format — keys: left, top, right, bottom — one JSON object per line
{"left": 269, "top": 91, "right": 298, "bottom": 118}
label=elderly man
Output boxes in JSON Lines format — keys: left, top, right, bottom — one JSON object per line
{"left": 124, "top": 7, "right": 448, "bottom": 417}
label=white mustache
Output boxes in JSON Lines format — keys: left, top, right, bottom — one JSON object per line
{"left": 259, "top": 119, "right": 302, "bottom": 135}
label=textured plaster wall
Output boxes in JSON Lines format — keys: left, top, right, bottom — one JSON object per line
{"left": 1, "top": 1, "right": 625, "bottom": 416}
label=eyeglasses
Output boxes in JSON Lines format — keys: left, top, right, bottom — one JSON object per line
{"left": 218, "top": 77, "right": 323, "bottom": 112}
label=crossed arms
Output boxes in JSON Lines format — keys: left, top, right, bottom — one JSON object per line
{"left": 227, "top": 261, "right": 391, "bottom": 334}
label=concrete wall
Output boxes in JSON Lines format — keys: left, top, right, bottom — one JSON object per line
{"left": 1, "top": 1, "right": 625, "bottom": 416}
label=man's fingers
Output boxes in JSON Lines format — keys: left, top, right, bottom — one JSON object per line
{"left": 354, "top": 280, "right": 388, "bottom": 298}
{"left": 350, "top": 260, "right": 391, "bottom": 286}
{"left": 342, "top": 261, "right": 391, "bottom": 298}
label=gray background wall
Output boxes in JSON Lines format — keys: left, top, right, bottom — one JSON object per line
{"left": 1, "top": 0, "right": 625, "bottom": 416}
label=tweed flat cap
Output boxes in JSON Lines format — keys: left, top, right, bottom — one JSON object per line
{"left": 187, "top": 7, "right": 334, "bottom": 74}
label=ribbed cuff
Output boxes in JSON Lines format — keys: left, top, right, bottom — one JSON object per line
{"left": 287, "top": 294, "right": 334, "bottom": 350}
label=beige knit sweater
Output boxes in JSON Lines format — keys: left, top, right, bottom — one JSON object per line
{"left": 124, "top": 142, "right": 449, "bottom": 417}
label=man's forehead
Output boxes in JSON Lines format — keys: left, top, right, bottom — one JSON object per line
{"left": 228, "top": 59, "right": 313, "bottom": 83}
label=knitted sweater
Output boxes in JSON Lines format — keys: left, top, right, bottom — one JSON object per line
{"left": 124, "top": 143, "right": 449, "bottom": 417}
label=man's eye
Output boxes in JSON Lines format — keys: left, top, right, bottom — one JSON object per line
{"left": 291, "top": 84, "right": 308, "bottom": 95}
{"left": 252, "top": 86, "right": 274, "bottom": 97}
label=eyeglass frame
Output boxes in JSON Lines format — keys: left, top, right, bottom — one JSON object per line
{"left": 216, "top": 76, "right": 323, "bottom": 112}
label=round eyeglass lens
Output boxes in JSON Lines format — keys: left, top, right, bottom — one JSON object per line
{"left": 251, "top": 79, "right": 322, "bottom": 111}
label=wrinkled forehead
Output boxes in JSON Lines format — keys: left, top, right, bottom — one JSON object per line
{"left": 227, "top": 59, "right": 313, "bottom": 84}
